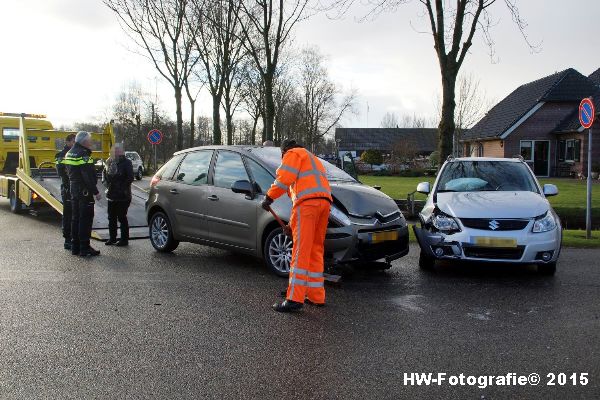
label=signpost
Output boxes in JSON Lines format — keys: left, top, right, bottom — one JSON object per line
{"left": 147, "top": 129, "right": 163, "bottom": 173}
{"left": 579, "top": 98, "right": 595, "bottom": 239}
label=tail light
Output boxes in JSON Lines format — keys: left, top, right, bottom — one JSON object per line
{"left": 150, "top": 175, "right": 161, "bottom": 187}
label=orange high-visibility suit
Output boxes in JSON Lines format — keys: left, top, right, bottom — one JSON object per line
{"left": 267, "top": 147, "right": 332, "bottom": 304}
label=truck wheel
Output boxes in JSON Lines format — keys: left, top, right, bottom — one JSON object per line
{"left": 9, "top": 184, "right": 22, "bottom": 214}
{"left": 538, "top": 262, "right": 556, "bottom": 276}
{"left": 263, "top": 227, "right": 292, "bottom": 277}
{"left": 149, "top": 212, "right": 179, "bottom": 252}
{"left": 418, "top": 250, "right": 435, "bottom": 271}
{"left": 136, "top": 167, "right": 143, "bottom": 180}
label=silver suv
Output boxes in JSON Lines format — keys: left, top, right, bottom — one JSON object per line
{"left": 145, "top": 146, "right": 409, "bottom": 276}
{"left": 125, "top": 151, "right": 144, "bottom": 180}
{"left": 413, "top": 157, "right": 562, "bottom": 275}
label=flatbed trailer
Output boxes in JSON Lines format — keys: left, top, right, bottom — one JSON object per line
{"left": 0, "top": 113, "right": 148, "bottom": 239}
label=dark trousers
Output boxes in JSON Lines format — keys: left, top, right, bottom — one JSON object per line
{"left": 61, "top": 187, "right": 72, "bottom": 241}
{"left": 108, "top": 200, "right": 130, "bottom": 241}
{"left": 71, "top": 195, "right": 95, "bottom": 251}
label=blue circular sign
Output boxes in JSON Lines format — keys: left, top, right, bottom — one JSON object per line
{"left": 579, "top": 98, "right": 595, "bottom": 129}
{"left": 147, "top": 129, "right": 163, "bottom": 145}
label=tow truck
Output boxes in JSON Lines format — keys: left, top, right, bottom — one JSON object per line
{"left": 0, "top": 112, "right": 148, "bottom": 239}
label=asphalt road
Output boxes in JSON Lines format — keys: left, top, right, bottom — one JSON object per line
{"left": 0, "top": 200, "right": 599, "bottom": 399}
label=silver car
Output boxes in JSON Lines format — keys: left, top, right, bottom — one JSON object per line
{"left": 125, "top": 151, "right": 144, "bottom": 180}
{"left": 145, "top": 146, "right": 409, "bottom": 276}
{"left": 413, "top": 157, "right": 562, "bottom": 275}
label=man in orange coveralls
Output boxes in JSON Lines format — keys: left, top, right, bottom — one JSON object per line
{"left": 261, "top": 139, "right": 332, "bottom": 313}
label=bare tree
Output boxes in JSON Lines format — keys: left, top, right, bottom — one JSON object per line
{"left": 239, "top": 59, "right": 265, "bottom": 145}
{"left": 326, "top": 0, "right": 537, "bottom": 160}
{"left": 238, "top": 0, "right": 310, "bottom": 142}
{"left": 104, "top": 0, "right": 200, "bottom": 151}
{"left": 380, "top": 111, "right": 400, "bottom": 128}
{"left": 298, "top": 46, "right": 357, "bottom": 151}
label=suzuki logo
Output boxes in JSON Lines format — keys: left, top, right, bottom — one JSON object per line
{"left": 489, "top": 220, "right": 500, "bottom": 230}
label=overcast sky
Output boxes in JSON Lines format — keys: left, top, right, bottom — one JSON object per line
{"left": 1, "top": 0, "right": 599, "bottom": 130}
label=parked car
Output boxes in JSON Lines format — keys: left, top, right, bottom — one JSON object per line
{"left": 125, "top": 151, "right": 144, "bottom": 180}
{"left": 145, "top": 145, "right": 410, "bottom": 276}
{"left": 413, "top": 157, "right": 562, "bottom": 275}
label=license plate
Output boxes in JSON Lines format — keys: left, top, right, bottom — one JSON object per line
{"left": 473, "top": 236, "right": 517, "bottom": 248}
{"left": 370, "top": 231, "right": 398, "bottom": 243}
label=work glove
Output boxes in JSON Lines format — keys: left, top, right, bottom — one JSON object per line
{"left": 261, "top": 195, "right": 274, "bottom": 211}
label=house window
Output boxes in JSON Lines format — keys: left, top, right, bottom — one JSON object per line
{"left": 520, "top": 141, "right": 533, "bottom": 161}
{"left": 558, "top": 139, "right": 581, "bottom": 162}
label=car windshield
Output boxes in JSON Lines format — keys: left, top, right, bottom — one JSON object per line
{"left": 247, "top": 146, "right": 357, "bottom": 182}
{"left": 436, "top": 161, "right": 539, "bottom": 193}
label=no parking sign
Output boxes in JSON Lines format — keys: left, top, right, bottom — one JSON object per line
{"left": 147, "top": 129, "right": 163, "bottom": 145}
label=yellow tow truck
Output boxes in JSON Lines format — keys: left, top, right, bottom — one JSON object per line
{"left": 0, "top": 113, "right": 148, "bottom": 239}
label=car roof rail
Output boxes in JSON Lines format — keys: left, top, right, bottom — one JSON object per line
{"left": 512, "top": 154, "right": 525, "bottom": 162}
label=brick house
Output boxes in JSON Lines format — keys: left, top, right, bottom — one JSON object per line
{"left": 462, "top": 68, "right": 600, "bottom": 177}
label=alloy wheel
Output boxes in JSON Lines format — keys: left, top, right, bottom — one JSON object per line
{"left": 268, "top": 232, "right": 293, "bottom": 274}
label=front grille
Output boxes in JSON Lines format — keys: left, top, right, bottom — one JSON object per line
{"left": 375, "top": 211, "right": 402, "bottom": 224}
{"left": 462, "top": 245, "right": 525, "bottom": 260}
{"left": 358, "top": 225, "right": 402, "bottom": 234}
{"left": 460, "top": 218, "right": 529, "bottom": 231}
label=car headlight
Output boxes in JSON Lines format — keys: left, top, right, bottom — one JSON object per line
{"left": 532, "top": 212, "right": 556, "bottom": 233}
{"left": 431, "top": 213, "right": 460, "bottom": 232}
{"left": 329, "top": 205, "right": 351, "bottom": 227}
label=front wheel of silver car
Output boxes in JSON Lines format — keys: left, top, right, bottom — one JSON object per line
{"left": 264, "top": 227, "right": 293, "bottom": 277}
{"left": 149, "top": 212, "right": 179, "bottom": 253}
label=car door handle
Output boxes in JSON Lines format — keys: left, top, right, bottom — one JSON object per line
{"left": 208, "top": 195, "right": 219, "bottom": 201}
{"left": 169, "top": 189, "right": 179, "bottom": 195}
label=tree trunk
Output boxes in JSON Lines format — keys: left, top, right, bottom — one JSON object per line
{"left": 189, "top": 99, "right": 196, "bottom": 148}
{"left": 174, "top": 86, "right": 184, "bottom": 151}
{"left": 263, "top": 76, "right": 275, "bottom": 142}
{"left": 250, "top": 115, "right": 258, "bottom": 145}
{"left": 212, "top": 95, "right": 222, "bottom": 145}
{"left": 438, "top": 72, "right": 457, "bottom": 161}
{"left": 226, "top": 111, "right": 234, "bottom": 145}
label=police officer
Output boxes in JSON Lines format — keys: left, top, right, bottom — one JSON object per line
{"left": 65, "top": 131, "right": 101, "bottom": 257}
{"left": 55, "top": 133, "right": 76, "bottom": 250}
{"left": 103, "top": 144, "right": 134, "bottom": 246}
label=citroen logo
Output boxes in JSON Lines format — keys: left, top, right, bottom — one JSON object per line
{"left": 489, "top": 220, "right": 500, "bottom": 230}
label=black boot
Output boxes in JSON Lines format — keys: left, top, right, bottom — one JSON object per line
{"left": 272, "top": 299, "right": 303, "bottom": 313}
{"left": 105, "top": 239, "right": 118, "bottom": 246}
{"left": 71, "top": 241, "right": 80, "bottom": 256}
{"left": 115, "top": 239, "right": 129, "bottom": 247}
{"left": 64, "top": 239, "right": 72, "bottom": 250}
{"left": 80, "top": 247, "right": 100, "bottom": 257}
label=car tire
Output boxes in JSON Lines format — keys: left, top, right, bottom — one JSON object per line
{"left": 149, "top": 211, "right": 179, "bottom": 252}
{"left": 418, "top": 250, "right": 435, "bottom": 270}
{"left": 538, "top": 262, "right": 556, "bottom": 276}
{"left": 9, "top": 184, "right": 23, "bottom": 214}
{"left": 136, "top": 167, "right": 143, "bottom": 180}
{"left": 263, "top": 227, "right": 293, "bottom": 277}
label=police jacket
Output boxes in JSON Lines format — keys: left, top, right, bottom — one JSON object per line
{"left": 103, "top": 156, "right": 134, "bottom": 201}
{"left": 64, "top": 142, "right": 99, "bottom": 197}
{"left": 55, "top": 145, "right": 70, "bottom": 189}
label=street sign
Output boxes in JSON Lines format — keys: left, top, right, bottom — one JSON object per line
{"left": 579, "top": 98, "right": 595, "bottom": 129}
{"left": 147, "top": 129, "right": 163, "bottom": 145}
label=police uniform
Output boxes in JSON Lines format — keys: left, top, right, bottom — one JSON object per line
{"left": 55, "top": 145, "right": 72, "bottom": 249}
{"left": 64, "top": 142, "right": 99, "bottom": 256}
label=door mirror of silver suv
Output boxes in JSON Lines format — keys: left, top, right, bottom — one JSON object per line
{"left": 231, "top": 180, "right": 254, "bottom": 197}
{"left": 416, "top": 181, "right": 430, "bottom": 194}
{"left": 542, "top": 184, "right": 559, "bottom": 197}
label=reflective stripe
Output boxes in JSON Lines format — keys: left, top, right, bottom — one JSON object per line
{"left": 298, "top": 169, "right": 326, "bottom": 178}
{"left": 63, "top": 156, "right": 94, "bottom": 166}
{"left": 291, "top": 268, "right": 324, "bottom": 279}
{"left": 289, "top": 278, "right": 325, "bottom": 288}
{"left": 278, "top": 164, "right": 299, "bottom": 176}
{"left": 296, "top": 186, "right": 331, "bottom": 199}
{"left": 274, "top": 179, "right": 288, "bottom": 190}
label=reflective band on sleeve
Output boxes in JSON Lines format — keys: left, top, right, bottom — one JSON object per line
{"left": 278, "top": 164, "right": 299, "bottom": 176}
{"left": 274, "top": 180, "right": 288, "bottom": 190}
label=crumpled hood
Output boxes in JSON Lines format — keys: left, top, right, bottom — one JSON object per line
{"left": 437, "top": 191, "right": 549, "bottom": 219}
{"left": 331, "top": 182, "right": 399, "bottom": 216}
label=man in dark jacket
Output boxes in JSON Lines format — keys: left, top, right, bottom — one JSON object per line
{"left": 103, "top": 144, "right": 134, "bottom": 246}
{"left": 55, "top": 133, "right": 76, "bottom": 250}
{"left": 64, "top": 131, "right": 102, "bottom": 257}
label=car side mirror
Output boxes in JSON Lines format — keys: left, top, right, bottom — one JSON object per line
{"left": 416, "top": 182, "right": 430, "bottom": 194}
{"left": 543, "top": 184, "right": 558, "bottom": 197}
{"left": 231, "top": 180, "right": 254, "bottom": 197}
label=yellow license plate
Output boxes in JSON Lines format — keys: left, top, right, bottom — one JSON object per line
{"left": 473, "top": 237, "right": 517, "bottom": 248}
{"left": 370, "top": 231, "right": 398, "bottom": 243}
